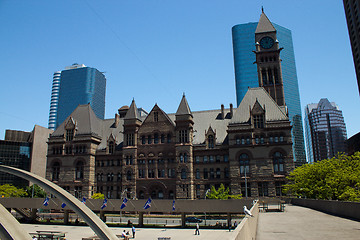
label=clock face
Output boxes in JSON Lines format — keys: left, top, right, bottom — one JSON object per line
{"left": 260, "top": 36, "right": 274, "bottom": 49}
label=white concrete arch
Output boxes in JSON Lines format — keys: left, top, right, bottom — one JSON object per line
{"left": 0, "top": 165, "right": 118, "bottom": 240}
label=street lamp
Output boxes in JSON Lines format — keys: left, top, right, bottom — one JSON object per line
{"left": 204, "top": 189, "right": 210, "bottom": 226}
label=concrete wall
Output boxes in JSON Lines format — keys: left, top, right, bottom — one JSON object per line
{"left": 290, "top": 198, "right": 360, "bottom": 221}
{"left": 232, "top": 202, "right": 259, "bottom": 240}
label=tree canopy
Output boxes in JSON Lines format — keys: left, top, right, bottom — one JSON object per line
{"left": 25, "top": 184, "right": 47, "bottom": 198}
{"left": 206, "top": 184, "right": 242, "bottom": 199}
{"left": 0, "top": 184, "right": 27, "bottom": 197}
{"left": 91, "top": 193, "right": 105, "bottom": 199}
{"left": 283, "top": 152, "right": 360, "bottom": 202}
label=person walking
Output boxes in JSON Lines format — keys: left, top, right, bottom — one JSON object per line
{"left": 195, "top": 223, "right": 200, "bottom": 235}
{"left": 132, "top": 225, "right": 136, "bottom": 238}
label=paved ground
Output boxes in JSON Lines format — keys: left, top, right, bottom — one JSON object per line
{"left": 257, "top": 204, "right": 360, "bottom": 240}
{"left": 22, "top": 223, "right": 237, "bottom": 240}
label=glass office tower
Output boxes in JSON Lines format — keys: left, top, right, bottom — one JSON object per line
{"left": 304, "top": 99, "right": 347, "bottom": 163}
{"left": 48, "top": 71, "right": 61, "bottom": 130}
{"left": 55, "top": 64, "right": 106, "bottom": 128}
{"left": 232, "top": 22, "right": 306, "bottom": 165}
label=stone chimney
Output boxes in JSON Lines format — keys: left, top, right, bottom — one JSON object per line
{"left": 229, "top": 103, "right": 233, "bottom": 118}
{"left": 221, "top": 104, "right": 225, "bottom": 119}
{"left": 114, "top": 113, "right": 120, "bottom": 127}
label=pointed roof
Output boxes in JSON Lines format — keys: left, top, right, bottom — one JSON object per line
{"left": 124, "top": 99, "right": 140, "bottom": 120}
{"left": 231, "top": 87, "right": 288, "bottom": 124}
{"left": 176, "top": 94, "right": 192, "bottom": 116}
{"left": 255, "top": 11, "right": 276, "bottom": 34}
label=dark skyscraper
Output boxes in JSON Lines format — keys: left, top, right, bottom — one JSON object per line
{"left": 304, "top": 98, "right": 347, "bottom": 163}
{"left": 54, "top": 64, "right": 106, "bottom": 129}
{"left": 232, "top": 11, "right": 306, "bottom": 166}
{"left": 343, "top": 0, "right": 360, "bottom": 95}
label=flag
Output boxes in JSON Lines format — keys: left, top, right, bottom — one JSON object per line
{"left": 61, "top": 202, "right": 66, "bottom": 208}
{"left": 120, "top": 197, "right": 128, "bottom": 209}
{"left": 81, "top": 197, "right": 87, "bottom": 204}
{"left": 43, "top": 197, "right": 49, "bottom": 207}
{"left": 101, "top": 198, "right": 108, "bottom": 210}
{"left": 172, "top": 200, "right": 175, "bottom": 211}
{"left": 143, "top": 198, "right": 151, "bottom": 210}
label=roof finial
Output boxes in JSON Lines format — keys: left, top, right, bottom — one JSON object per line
{"left": 262, "top": 6, "right": 264, "bottom": 13}
{"left": 183, "top": 92, "right": 185, "bottom": 97}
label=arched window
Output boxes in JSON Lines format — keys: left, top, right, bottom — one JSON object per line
{"left": 239, "top": 153, "right": 250, "bottom": 175}
{"left": 108, "top": 141, "right": 114, "bottom": 154}
{"left": 273, "top": 152, "right": 284, "bottom": 173}
{"left": 158, "top": 190, "right": 164, "bottom": 199}
{"left": 52, "top": 162, "right": 60, "bottom": 181}
{"left": 126, "top": 170, "right": 132, "bottom": 180}
{"left": 75, "top": 161, "right": 84, "bottom": 180}
{"left": 154, "top": 133, "right": 159, "bottom": 144}
{"left": 208, "top": 135, "right": 214, "bottom": 148}
{"left": 181, "top": 169, "right": 187, "bottom": 179}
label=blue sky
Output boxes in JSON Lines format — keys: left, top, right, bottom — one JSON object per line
{"left": 0, "top": 0, "right": 358, "bottom": 146}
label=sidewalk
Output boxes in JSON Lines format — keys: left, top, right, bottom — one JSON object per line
{"left": 257, "top": 204, "right": 360, "bottom": 240}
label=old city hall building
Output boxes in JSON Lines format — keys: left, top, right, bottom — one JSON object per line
{"left": 46, "top": 12, "right": 294, "bottom": 200}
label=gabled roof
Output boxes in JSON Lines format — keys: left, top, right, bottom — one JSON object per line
{"left": 124, "top": 99, "right": 141, "bottom": 120}
{"left": 52, "top": 104, "right": 102, "bottom": 137}
{"left": 176, "top": 94, "right": 192, "bottom": 116}
{"left": 255, "top": 11, "right": 276, "bottom": 34}
{"left": 231, "top": 87, "right": 288, "bottom": 124}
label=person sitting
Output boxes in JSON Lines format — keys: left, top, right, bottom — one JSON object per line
{"left": 121, "top": 230, "right": 129, "bottom": 240}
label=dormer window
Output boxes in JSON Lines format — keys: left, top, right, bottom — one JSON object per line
{"left": 208, "top": 135, "right": 214, "bottom": 149}
{"left": 109, "top": 141, "right": 114, "bottom": 154}
{"left": 66, "top": 129, "right": 74, "bottom": 141}
{"left": 253, "top": 114, "right": 264, "bottom": 128}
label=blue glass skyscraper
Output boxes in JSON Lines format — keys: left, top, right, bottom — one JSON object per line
{"left": 54, "top": 64, "right": 106, "bottom": 129}
{"left": 232, "top": 16, "right": 306, "bottom": 165}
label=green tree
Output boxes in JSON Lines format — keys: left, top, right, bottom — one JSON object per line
{"left": 25, "top": 184, "right": 47, "bottom": 198}
{"left": 284, "top": 152, "right": 360, "bottom": 201}
{"left": 91, "top": 193, "right": 105, "bottom": 199}
{"left": 206, "top": 184, "right": 242, "bottom": 199}
{"left": 0, "top": 184, "right": 26, "bottom": 197}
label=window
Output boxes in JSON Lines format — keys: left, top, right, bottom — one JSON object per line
{"left": 126, "top": 133, "right": 134, "bottom": 146}
{"left": 224, "top": 155, "right": 229, "bottom": 162}
{"left": 210, "top": 168, "right": 214, "bottom": 179}
{"left": 208, "top": 135, "right": 214, "bottom": 148}
{"left": 203, "top": 168, "right": 208, "bottom": 179}
{"left": 65, "top": 146, "right": 72, "bottom": 154}
{"left": 109, "top": 141, "right": 114, "bottom": 154}
{"left": 209, "top": 156, "right": 214, "bottom": 163}
{"left": 138, "top": 169, "right": 145, "bottom": 178}
{"left": 274, "top": 68, "right": 279, "bottom": 83}
{"left": 196, "top": 169, "right": 200, "bottom": 179}
{"left": 216, "top": 168, "right": 221, "bottom": 179}
{"left": 216, "top": 155, "right": 221, "bottom": 163}
{"left": 74, "top": 186, "right": 82, "bottom": 198}
{"left": 273, "top": 152, "right": 284, "bottom": 174}
{"left": 117, "top": 172, "right": 121, "bottom": 181}
{"left": 66, "top": 129, "right": 74, "bottom": 141}
{"left": 180, "top": 153, "right": 187, "bottom": 163}
{"left": 239, "top": 153, "right": 250, "bottom": 175}
{"left": 148, "top": 135, "right": 152, "bottom": 144}
{"left": 262, "top": 69, "right": 268, "bottom": 85}
{"left": 179, "top": 130, "right": 188, "bottom": 143}
{"left": 148, "top": 169, "right": 155, "bottom": 178}
{"left": 167, "top": 134, "right": 172, "bottom": 143}
{"left": 195, "top": 156, "right": 200, "bottom": 163}
{"left": 52, "top": 162, "right": 60, "bottom": 181}
{"left": 203, "top": 156, "right": 208, "bottom": 163}
{"left": 280, "top": 136, "right": 284, "bottom": 142}
{"left": 142, "top": 136, "right": 146, "bottom": 144}
{"left": 258, "top": 182, "right": 269, "bottom": 197}
{"left": 253, "top": 114, "right": 264, "bottom": 128}
{"left": 246, "top": 137, "right": 251, "bottom": 144}
{"left": 224, "top": 168, "right": 229, "bottom": 179}
{"left": 181, "top": 169, "right": 187, "bottom": 179}
{"left": 126, "top": 170, "right": 132, "bottom": 180}
{"left": 236, "top": 137, "right": 240, "bottom": 145}
{"left": 75, "top": 161, "right": 84, "bottom": 180}
{"left": 161, "top": 134, "right": 165, "bottom": 143}
{"left": 275, "top": 181, "right": 285, "bottom": 196}
{"left": 154, "top": 133, "right": 159, "bottom": 144}
{"left": 241, "top": 182, "right": 251, "bottom": 197}
{"left": 158, "top": 169, "right": 165, "bottom": 178}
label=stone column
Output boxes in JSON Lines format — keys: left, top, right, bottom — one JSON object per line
{"left": 181, "top": 213, "right": 186, "bottom": 228}
{"left": 63, "top": 210, "right": 69, "bottom": 224}
{"left": 227, "top": 213, "right": 232, "bottom": 229}
{"left": 139, "top": 212, "right": 144, "bottom": 227}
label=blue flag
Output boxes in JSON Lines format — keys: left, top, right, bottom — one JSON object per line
{"left": 61, "top": 202, "right": 66, "bottom": 208}
{"left": 81, "top": 197, "right": 87, "bottom": 204}
{"left": 43, "top": 197, "right": 49, "bottom": 207}
{"left": 120, "top": 198, "right": 128, "bottom": 209}
{"left": 101, "top": 198, "right": 108, "bottom": 210}
{"left": 143, "top": 198, "right": 151, "bottom": 210}
{"left": 172, "top": 200, "right": 175, "bottom": 211}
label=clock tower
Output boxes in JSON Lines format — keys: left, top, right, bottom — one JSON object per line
{"left": 254, "top": 10, "right": 285, "bottom": 106}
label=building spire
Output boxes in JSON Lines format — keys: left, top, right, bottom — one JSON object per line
{"left": 262, "top": 6, "right": 264, "bottom": 13}
{"left": 124, "top": 99, "right": 140, "bottom": 120}
{"left": 176, "top": 94, "right": 192, "bottom": 116}
{"left": 255, "top": 10, "right": 276, "bottom": 34}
